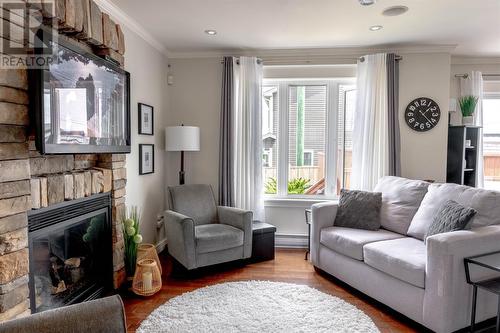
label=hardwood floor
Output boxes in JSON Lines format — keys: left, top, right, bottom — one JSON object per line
{"left": 121, "top": 249, "right": 427, "bottom": 333}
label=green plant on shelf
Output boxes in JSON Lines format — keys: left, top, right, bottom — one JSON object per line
{"left": 458, "top": 95, "right": 479, "bottom": 117}
{"left": 264, "top": 177, "right": 310, "bottom": 194}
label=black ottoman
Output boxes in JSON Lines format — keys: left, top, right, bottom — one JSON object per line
{"left": 249, "top": 221, "right": 276, "bottom": 263}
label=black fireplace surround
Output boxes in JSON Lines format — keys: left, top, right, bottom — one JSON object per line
{"left": 28, "top": 193, "right": 113, "bottom": 313}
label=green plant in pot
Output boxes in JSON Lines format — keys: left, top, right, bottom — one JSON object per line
{"left": 122, "top": 206, "right": 143, "bottom": 278}
{"left": 458, "top": 95, "right": 479, "bottom": 125}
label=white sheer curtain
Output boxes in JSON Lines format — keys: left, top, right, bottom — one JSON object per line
{"left": 351, "top": 53, "right": 389, "bottom": 191}
{"left": 460, "top": 71, "right": 484, "bottom": 188}
{"left": 233, "top": 57, "right": 264, "bottom": 220}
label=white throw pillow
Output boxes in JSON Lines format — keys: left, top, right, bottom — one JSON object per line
{"left": 407, "top": 183, "right": 500, "bottom": 240}
{"left": 373, "top": 176, "right": 430, "bottom": 235}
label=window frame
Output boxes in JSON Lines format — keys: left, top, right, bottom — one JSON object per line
{"left": 263, "top": 78, "right": 356, "bottom": 200}
{"left": 302, "top": 149, "right": 314, "bottom": 167}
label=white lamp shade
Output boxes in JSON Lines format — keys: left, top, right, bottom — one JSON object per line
{"left": 165, "top": 126, "right": 200, "bottom": 151}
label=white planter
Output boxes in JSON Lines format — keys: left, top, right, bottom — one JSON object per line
{"left": 462, "top": 116, "right": 474, "bottom": 125}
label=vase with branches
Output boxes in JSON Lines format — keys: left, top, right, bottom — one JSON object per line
{"left": 458, "top": 95, "right": 479, "bottom": 125}
{"left": 122, "top": 206, "right": 143, "bottom": 277}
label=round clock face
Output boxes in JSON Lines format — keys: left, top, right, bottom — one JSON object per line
{"left": 404, "top": 97, "right": 440, "bottom": 132}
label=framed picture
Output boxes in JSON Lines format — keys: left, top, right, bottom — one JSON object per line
{"left": 138, "top": 103, "right": 154, "bottom": 135}
{"left": 139, "top": 144, "right": 154, "bottom": 175}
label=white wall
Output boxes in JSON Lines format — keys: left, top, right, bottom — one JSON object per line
{"left": 398, "top": 53, "right": 451, "bottom": 182}
{"left": 166, "top": 52, "right": 453, "bottom": 240}
{"left": 122, "top": 26, "right": 169, "bottom": 247}
{"left": 166, "top": 58, "right": 222, "bottom": 195}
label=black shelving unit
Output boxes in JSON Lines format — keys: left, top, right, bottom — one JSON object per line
{"left": 446, "top": 125, "right": 481, "bottom": 187}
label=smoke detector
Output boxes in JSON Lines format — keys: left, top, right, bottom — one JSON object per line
{"left": 359, "top": 0, "right": 376, "bottom": 5}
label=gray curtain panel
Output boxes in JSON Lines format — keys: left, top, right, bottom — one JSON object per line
{"left": 387, "top": 53, "right": 401, "bottom": 176}
{"left": 218, "top": 57, "right": 235, "bottom": 206}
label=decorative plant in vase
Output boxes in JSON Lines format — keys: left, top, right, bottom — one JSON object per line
{"left": 122, "top": 206, "right": 143, "bottom": 278}
{"left": 458, "top": 95, "right": 479, "bottom": 125}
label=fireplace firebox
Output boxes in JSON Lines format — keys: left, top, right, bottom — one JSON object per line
{"left": 28, "top": 193, "right": 113, "bottom": 313}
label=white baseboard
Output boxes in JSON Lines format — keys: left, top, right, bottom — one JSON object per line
{"left": 275, "top": 233, "right": 308, "bottom": 249}
{"left": 156, "top": 237, "right": 168, "bottom": 253}
{"left": 154, "top": 234, "right": 307, "bottom": 252}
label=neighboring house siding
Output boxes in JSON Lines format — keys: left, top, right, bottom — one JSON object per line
{"left": 288, "top": 85, "right": 327, "bottom": 167}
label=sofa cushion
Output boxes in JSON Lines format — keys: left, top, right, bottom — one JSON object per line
{"left": 335, "top": 189, "right": 382, "bottom": 231}
{"left": 408, "top": 183, "right": 500, "bottom": 240}
{"left": 373, "top": 176, "right": 430, "bottom": 235}
{"left": 320, "top": 227, "right": 404, "bottom": 261}
{"left": 363, "top": 238, "right": 426, "bottom": 288}
{"left": 195, "top": 224, "right": 244, "bottom": 254}
{"left": 424, "top": 200, "right": 477, "bottom": 241}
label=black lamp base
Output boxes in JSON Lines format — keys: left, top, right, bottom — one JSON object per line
{"left": 179, "top": 171, "right": 185, "bottom": 185}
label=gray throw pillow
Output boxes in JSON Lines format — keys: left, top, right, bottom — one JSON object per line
{"left": 424, "top": 200, "right": 477, "bottom": 242}
{"left": 335, "top": 189, "right": 382, "bottom": 231}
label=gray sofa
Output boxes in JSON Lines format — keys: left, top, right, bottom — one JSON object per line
{"left": 0, "top": 295, "right": 126, "bottom": 333}
{"left": 165, "top": 184, "right": 253, "bottom": 270}
{"left": 311, "top": 176, "right": 500, "bottom": 333}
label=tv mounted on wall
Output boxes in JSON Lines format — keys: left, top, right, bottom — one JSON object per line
{"left": 30, "top": 30, "right": 131, "bottom": 154}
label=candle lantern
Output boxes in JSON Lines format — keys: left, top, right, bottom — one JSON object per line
{"left": 132, "top": 258, "right": 162, "bottom": 296}
{"left": 137, "top": 243, "right": 162, "bottom": 275}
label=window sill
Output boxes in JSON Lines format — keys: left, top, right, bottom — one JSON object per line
{"left": 264, "top": 197, "right": 337, "bottom": 208}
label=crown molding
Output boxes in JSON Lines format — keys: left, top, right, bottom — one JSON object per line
{"left": 451, "top": 56, "right": 500, "bottom": 65}
{"left": 167, "top": 44, "right": 457, "bottom": 61}
{"left": 94, "top": 0, "right": 170, "bottom": 58}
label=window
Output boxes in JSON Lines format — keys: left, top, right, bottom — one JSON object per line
{"left": 303, "top": 150, "right": 314, "bottom": 167}
{"left": 483, "top": 80, "right": 500, "bottom": 190}
{"left": 263, "top": 79, "right": 356, "bottom": 197}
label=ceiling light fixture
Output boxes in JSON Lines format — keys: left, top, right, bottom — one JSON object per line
{"left": 358, "top": 0, "right": 376, "bottom": 6}
{"left": 204, "top": 29, "right": 217, "bottom": 36}
{"left": 369, "top": 25, "right": 383, "bottom": 31}
{"left": 382, "top": 5, "right": 409, "bottom": 16}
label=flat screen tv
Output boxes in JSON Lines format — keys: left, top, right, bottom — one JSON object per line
{"left": 30, "top": 30, "right": 131, "bottom": 154}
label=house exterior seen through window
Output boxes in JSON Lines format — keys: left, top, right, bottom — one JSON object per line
{"left": 262, "top": 79, "right": 356, "bottom": 198}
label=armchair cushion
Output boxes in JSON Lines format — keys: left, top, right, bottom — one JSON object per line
{"left": 195, "top": 224, "right": 244, "bottom": 254}
{"left": 168, "top": 184, "right": 217, "bottom": 225}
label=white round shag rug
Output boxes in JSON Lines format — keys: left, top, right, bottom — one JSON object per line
{"left": 137, "top": 281, "right": 380, "bottom": 333}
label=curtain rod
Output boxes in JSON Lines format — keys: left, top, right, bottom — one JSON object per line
{"left": 358, "top": 54, "right": 402, "bottom": 62}
{"left": 220, "top": 57, "right": 263, "bottom": 65}
{"left": 455, "top": 73, "right": 500, "bottom": 78}
{"left": 221, "top": 54, "right": 402, "bottom": 65}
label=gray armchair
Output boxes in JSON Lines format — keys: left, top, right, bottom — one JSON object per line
{"left": 165, "top": 184, "right": 253, "bottom": 270}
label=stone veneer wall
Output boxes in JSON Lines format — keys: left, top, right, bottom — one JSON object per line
{"left": 0, "top": 1, "right": 127, "bottom": 321}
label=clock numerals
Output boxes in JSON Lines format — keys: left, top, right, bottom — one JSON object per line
{"left": 405, "top": 97, "right": 440, "bottom": 132}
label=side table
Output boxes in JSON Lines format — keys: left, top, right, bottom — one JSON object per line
{"left": 249, "top": 221, "right": 276, "bottom": 263}
{"left": 464, "top": 251, "right": 500, "bottom": 333}
{"left": 305, "top": 209, "right": 311, "bottom": 260}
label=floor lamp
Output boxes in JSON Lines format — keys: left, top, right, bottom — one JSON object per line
{"left": 165, "top": 125, "right": 200, "bottom": 185}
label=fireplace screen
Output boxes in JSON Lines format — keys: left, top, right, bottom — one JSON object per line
{"left": 28, "top": 198, "right": 112, "bottom": 313}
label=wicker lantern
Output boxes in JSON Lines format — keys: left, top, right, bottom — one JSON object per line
{"left": 132, "top": 259, "right": 162, "bottom": 296}
{"left": 137, "top": 243, "right": 162, "bottom": 275}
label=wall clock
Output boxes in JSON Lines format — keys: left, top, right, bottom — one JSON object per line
{"left": 404, "top": 97, "right": 440, "bottom": 132}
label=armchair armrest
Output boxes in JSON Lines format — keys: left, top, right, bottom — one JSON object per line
{"left": 423, "top": 225, "right": 500, "bottom": 333}
{"left": 310, "top": 201, "right": 338, "bottom": 265}
{"left": 164, "top": 210, "right": 196, "bottom": 269}
{"left": 217, "top": 206, "right": 253, "bottom": 258}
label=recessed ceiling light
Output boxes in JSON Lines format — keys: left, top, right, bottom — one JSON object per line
{"left": 369, "top": 25, "right": 383, "bottom": 31}
{"left": 358, "top": 0, "right": 376, "bottom": 5}
{"left": 382, "top": 5, "right": 409, "bottom": 16}
{"left": 204, "top": 29, "right": 217, "bottom": 36}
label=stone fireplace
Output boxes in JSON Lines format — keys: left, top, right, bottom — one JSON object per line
{"left": 0, "top": 0, "right": 127, "bottom": 322}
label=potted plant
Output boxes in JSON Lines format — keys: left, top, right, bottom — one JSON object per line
{"left": 458, "top": 95, "right": 479, "bottom": 125}
{"left": 122, "top": 206, "right": 143, "bottom": 279}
